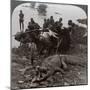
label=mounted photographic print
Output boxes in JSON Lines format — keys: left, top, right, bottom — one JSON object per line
{"left": 11, "top": 0, "right": 88, "bottom": 89}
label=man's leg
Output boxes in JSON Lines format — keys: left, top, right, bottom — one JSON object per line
{"left": 19, "top": 20, "right": 22, "bottom": 31}
{"left": 31, "top": 53, "right": 34, "bottom": 65}
{"left": 22, "top": 22, "right": 24, "bottom": 32}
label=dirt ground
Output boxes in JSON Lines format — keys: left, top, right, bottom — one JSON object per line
{"left": 11, "top": 44, "right": 88, "bottom": 89}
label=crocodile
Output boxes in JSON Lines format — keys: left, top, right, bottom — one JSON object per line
{"left": 32, "top": 54, "right": 86, "bottom": 83}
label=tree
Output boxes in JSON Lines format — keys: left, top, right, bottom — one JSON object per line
{"left": 30, "top": 2, "right": 36, "bottom": 8}
{"left": 37, "top": 4, "right": 47, "bottom": 16}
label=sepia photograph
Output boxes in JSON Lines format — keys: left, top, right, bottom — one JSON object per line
{"left": 11, "top": 0, "right": 88, "bottom": 89}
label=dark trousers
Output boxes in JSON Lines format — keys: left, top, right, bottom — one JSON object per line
{"left": 19, "top": 20, "right": 24, "bottom": 31}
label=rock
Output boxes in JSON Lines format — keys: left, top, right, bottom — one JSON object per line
{"left": 11, "top": 86, "right": 19, "bottom": 90}
{"left": 18, "top": 68, "right": 26, "bottom": 75}
{"left": 18, "top": 80, "right": 24, "bottom": 84}
{"left": 30, "top": 82, "right": 39, "bottom": 88}
{"left": 64, "top": 82, "right": 70, "bottom": 86}
{"left": 22, "top": 56, "right": 28, "bottom": 61}
{"left": 78, "top": 72, "right": 81, "bottom": 75}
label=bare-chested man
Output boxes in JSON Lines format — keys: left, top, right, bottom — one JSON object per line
{"left": 19, "top": 10, "right": 24, "bottom": 31}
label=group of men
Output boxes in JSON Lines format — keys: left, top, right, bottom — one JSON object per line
{"left": 18, "top": 10, "right": 81, "bottom": 84}
{"left": 43, "top": 16, "right": 63, "bottom": 31}
{"left": 27, "top": 18, "right": 40, "bottom": 31}
{"left": 19, "top": 10, "right": 75, "bottom": 33}
{"left": 19, "top": 10, "right": 76, "bottom": 66}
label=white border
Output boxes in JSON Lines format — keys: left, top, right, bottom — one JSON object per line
{"left": 0, "top": 0, "right": 89, "bottom": 90}
{"left": 18, "top": 0, "right": 88, "bottom": 5}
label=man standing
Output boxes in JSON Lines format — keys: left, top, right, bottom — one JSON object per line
{"left": 49, "top": 16, "right": 54, "bottom": 25}
{"left": 43, "top": 18, "right": 47, "bottom": 29}
{"left": 28, "top": 40, "right": 37, "bottom": 65}
{"left": 19, "top": 10, "right": 24, "bottom": 32}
